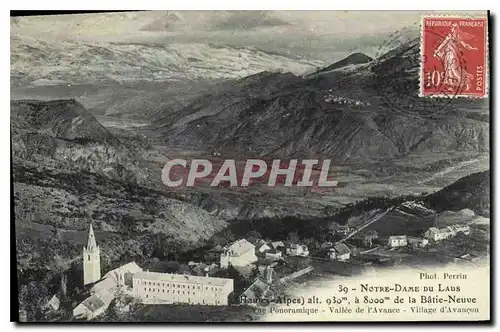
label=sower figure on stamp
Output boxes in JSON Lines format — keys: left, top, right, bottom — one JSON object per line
{"left": 433, "top": 23, "right": 478, "bottom": 92}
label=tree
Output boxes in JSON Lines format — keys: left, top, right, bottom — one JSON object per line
{"left": 286, "top": 231, "right": 299, "bottom": 243}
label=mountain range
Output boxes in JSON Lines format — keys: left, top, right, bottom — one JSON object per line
{"left": 153, "top": 40, "right": 488, "bottom": 163}
{"left": 11, "top": 35, "right": 322, "bottom": 86}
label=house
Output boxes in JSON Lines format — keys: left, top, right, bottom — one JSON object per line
{"left": 239, "top": 279, "right": 270, "bottom": 306}
{"left": 407, "top": 237, "right": 429, "bottom": 248}
{"left": 453, "top": 225, "right": 471, "bottom": 235}
{"left": 19, "top": 310, "right": 27, "bottom": 322}
{"left": 75, "top": 262, "right": 143, "bottom": 320}
{"left": 362, "top": 231, "right": 379, "bottom": 247}
{"left": 320, "top": 241, "right": 334, "bottom": 249}
{"left": 103, "top": 262, "right": 143, "bottom": 288}
{"left": 44, "top": 295, "right": 60, "bottom": 312}
{"left": 328, "top": 243, "right": 351, "bottom": 261}
{"left": 220, "top": 239, "right": 258, "bottom": 268}
{"left": 271, "top": 241, "right": 285, "bottom": 250}
{"left": 265, "top": 249, "right": 282, "bottom": 261}
{"left": 73, "top": 292, "right": 114, "bottom": 320}
{"left": 336, "top": 224, "right": 351, "bottom": 235}
{"left": 239, "top": 266, "right": 277, "bottom": 305}
{"left": 91, "top": 261, "right": 143, "bottom": 295}
{"left": 286, "top": 244, "right": 309, "bottom": 257}
{"left": 424, "top": 227, "right": 454, "bottom": 241}
{"left": 387, "top": 236, "right": 407, "bottom": 248}
{"left": 255, "top": 242, "right": 272, "bottom": 254}
{"left": 132, "top": 271, "right": 234, "bottom": 306}
{"left": 205, "top": 245, "right": 225, "bottom": 262}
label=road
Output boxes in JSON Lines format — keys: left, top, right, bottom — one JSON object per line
{"left": 337, "top": 207, "right": 394, "bottom": 243}
{"left": 414, "top": 156, "right": 488, "bottom": 186}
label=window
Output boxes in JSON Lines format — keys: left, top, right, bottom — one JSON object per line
{"left": 144, "top": 287, "right": 146, "bottom": 291}
{"left": 198, "top": 286, "right": 201, "bottom": 290}
{"left": 146, "top": 295, "right": 148, "bottom": 298}
{"left": 162, "top": 290, "right": 164, "bottom": 293}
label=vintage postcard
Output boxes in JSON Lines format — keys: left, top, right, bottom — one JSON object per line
{"left": 11, "top": 11, "right": 490, "bottom": 323}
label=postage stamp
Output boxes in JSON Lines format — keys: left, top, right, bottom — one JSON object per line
{"left": 420, "top": 16, "right": 488, "bottom": 98}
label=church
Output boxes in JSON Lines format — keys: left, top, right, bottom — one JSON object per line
{"left": 73, "top": 224, "right": 234, "bottom": 320}
{"left": 83, "top": 224, "right": 101, "bottom": 285}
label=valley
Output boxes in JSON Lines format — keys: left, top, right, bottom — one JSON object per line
{"left": 11, "top": 28, "right": 490, "bottom": 322}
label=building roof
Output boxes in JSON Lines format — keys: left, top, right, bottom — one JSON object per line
{"left": 92, "top": 262, "right": 143, "bottom": 294}
{"left": 226, "top": 239, "right": 255, "bottom": 257}
{"left": 388, "top": 235, "right": 407, "bottom": 240}
{"left": 133, "top": 271, "right": 233, "bottom": 287}
{"left": 271, "top": 241, "right": 285, "bottom": 248}
{"left": 85, "top": 224, "right": 98, "bottom": 251}
{"left": 289, "top": 243, "right": 307, "bottom": 249}
{"left": 208, "top": 245, "right": 224, "bottom": 253}
{"left": 81, "top": 295, "right": 106, "bottom": 312}
{"left": 103, "top": 261, "right": 143, "bottom": 280}
{"left": 427, "top": 227, "right": 453, "bottom": 234}
{"left": 407, "top": 237, "right": 428, "bottom": 243}
{"left": 91, "top": 275, "right": 117, "bottom": 295}
{"left": 333, "top": 243, "right": 351, "bottom": 255}
{"left": 46, "top": 295, "right": 60, "bottom": 310}
{"left": 241, "top": 279, "right": 270, "bottom": 300}
{"left": 256, "top": 242, "right": 272, "bottom": 252}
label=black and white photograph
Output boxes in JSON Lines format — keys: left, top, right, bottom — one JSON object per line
{"left": 10, "top": 10, "right": 490, "bottom": 323}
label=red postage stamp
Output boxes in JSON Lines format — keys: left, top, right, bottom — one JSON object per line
{"left": 420, "top": 16, "right": 488, "bottom": 98}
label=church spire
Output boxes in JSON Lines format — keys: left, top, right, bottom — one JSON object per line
{"left": 86, "top": 223, "right": 98, "bottom": 251}
{"left": 83, "top": 223, "right": 101, "bottom": 285}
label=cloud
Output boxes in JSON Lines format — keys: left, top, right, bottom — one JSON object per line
{"left": 139, "top": 12, "right": 182, "bottom": 32}
{"left": 208, "top": 11, "right": 290, "bottom": 31}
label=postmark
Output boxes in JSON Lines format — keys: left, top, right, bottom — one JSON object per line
{"left": 373, "top": 27, "right": 456, "bottom": 115}
{"left": 420, "top": 16, "right": 488, "bottom": 98}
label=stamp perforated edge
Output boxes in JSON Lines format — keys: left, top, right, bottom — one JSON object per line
{"left": 418, "top": 13, "right": 489, "bottom": 99}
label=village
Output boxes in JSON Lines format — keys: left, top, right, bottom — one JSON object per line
{"left": 36, "top": 203, "right": 484, "bottom": 322}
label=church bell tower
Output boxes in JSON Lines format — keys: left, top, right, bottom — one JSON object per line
{"left": 83, "top": 224, "right": 101, "bottom": 285}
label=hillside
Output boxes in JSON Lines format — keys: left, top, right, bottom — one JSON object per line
{"left": 424, "top": 170, "right": 490, "bottom": 217}
{"left": 11, "top": 99, "right": 117, "bottom": 144}
{"left": 11, "top": 99, "right": 230, "bottom": 252}
{"left": 308, "top": 52, "right": 373, "bottom": 76}
{"left": 154, "top": 68, "right": 488, "bottom": 163}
